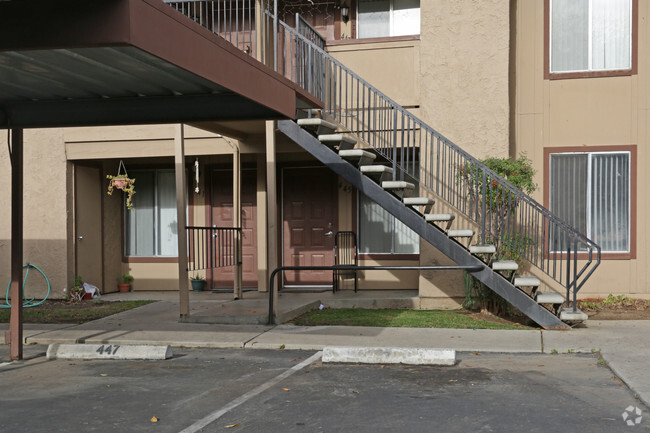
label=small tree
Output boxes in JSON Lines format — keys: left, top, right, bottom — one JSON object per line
{"left": 459, "top": 154, "right": 537, "bottom": 315}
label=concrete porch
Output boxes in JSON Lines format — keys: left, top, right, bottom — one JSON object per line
{"left": 101, "top": 290, "right": 419, "bottom": 325}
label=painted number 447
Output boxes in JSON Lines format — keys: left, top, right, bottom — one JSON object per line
{"left": 96, "top": 345, "right": 120, "bottom": 355}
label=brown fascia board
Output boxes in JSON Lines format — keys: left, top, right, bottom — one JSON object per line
{"left": 0, "top": 0, "right": 320, "bottom": 118}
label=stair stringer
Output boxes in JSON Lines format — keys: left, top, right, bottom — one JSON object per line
{"left": 278, "top": 119, "right": 569, "bottom": 330}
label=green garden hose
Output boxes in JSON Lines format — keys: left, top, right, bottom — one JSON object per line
{"left": 2, "top": 263, "right": 51, "bottom": 308}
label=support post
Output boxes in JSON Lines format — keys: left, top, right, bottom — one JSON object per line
{"left": 9, "top": 128, "right": 23, "bottom": 360}
{"left": 265, "top": 121, "right": 278, "bottom": 316}
{"left": 175, "top": 124, "right": 190, "bottom": 319}
{"left": 233, "top": 146, "right": 242, "bottom": 299}
{"left": 256, "top": 154, "right": 268, "bottom": 292}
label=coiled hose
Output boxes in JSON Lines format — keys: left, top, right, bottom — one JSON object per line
{"left": 2, "top": 263, "right": 50, "bottom": 308}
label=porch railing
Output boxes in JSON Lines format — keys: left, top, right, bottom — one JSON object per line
{"left": 186, "top": 226, "right": 241, "bottom": 272}
{"left": 164, "top": 1, "right": 601, "bottom": 310}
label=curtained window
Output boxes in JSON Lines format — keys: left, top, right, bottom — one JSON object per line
{"left": 125, "top": 169, "right": 182, "bottom": 257}
{"left": 549, "top": 152, "right": 630, "bottom": 252}
{"left": 550, "top": 0, "right": 632, "bottom": 73}
{"left": 358, "top": 193, "right": 419, "bottom": 254}
{"left": 357, "top": 0, "right": 420, "bottom": 39}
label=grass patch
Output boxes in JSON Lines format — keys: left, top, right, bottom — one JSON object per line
{"left": 293, "top": 308, "right": 532, "bottom": 330}
{"left": 0, "top": 300, "right": 154, "bottom": 324}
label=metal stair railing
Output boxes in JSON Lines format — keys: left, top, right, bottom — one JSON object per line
{"left": 267, "top": 13, "right": 601, "bottom": 310}
{"left": 163, "top": 1, "right": 601, "bottom": 310}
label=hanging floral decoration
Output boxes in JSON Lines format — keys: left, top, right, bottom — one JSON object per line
{"left": 107, "top": 160, "right": 136, "bottom": 210}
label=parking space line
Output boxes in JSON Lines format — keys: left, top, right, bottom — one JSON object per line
{"left": 178, "top": 351, "right": 322, "bottom": 433}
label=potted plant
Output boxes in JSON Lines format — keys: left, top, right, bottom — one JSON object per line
{"left": 118, "top": 274, "right": 134, "bottom": 292}
{"left": 190, "top": 274, "right": 206, "bottom": 292}
{"left": 107, "top": 160, "right": 136, "bottom": 210}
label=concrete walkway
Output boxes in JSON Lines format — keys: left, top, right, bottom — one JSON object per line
{"left": 2, "top": 296, "right": 649, "bottom": 408}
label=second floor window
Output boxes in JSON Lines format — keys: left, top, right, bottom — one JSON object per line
{"left": 550, "top": 0, "right": 632, "bottom": 74}
{"left": 357, "top": 0, "right": 420, "bottom": 39}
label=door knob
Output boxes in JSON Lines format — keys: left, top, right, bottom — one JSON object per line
{"left": 325, "top": 231, "right": 333, "bottom": 237}
{"left": 77, "top": 235, "right": 84, "bottom": 240}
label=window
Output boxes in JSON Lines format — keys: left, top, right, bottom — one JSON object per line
{"left": 549, "top": 151, "right": 630, "bottom": 253}
{"left": 358, "top": 193, "right": 419, "bottom": 254}
{"left": 125, "top": 169, "right": 180, "bottom": 257}
{"left": 549, "top": 0, "right": 633, "bottom": 74}
{"left": 357, "top": 0, "right": 420, "bottom": 39}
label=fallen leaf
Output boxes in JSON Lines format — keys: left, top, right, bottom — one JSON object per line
{"left": 150, "top": 417, "right": 158, "bottom": 423}
{"left": 352, "top": 390, "right": 360, "bottom": 394}
{"left": 471, "top": 352, "right": 482, "bottom": 356}
{"left": 100, "top": 374, "right": 108, "bottom": 377}
{"left": 282, "top": 388, "right": 290, "bottom": 391}
{"left": 305, "top": 370, "right": 309, "bottom": 373}
{"left": 225, "top": 424, "right": 240, "bottom": 428}
{"left": 449, "top": 379, "right": 457, "bottom": 382}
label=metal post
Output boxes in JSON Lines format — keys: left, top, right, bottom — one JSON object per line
{"left": 9, "top": 128, "right": 23, "bottom": 361}
{"left": 273, "top": 0, "right": 278, "bottom": 72}
{"left": 233, "top": 147, "right": 243, "bottom": 299}
{"left": 265, "top": 121, "right": 278, "bottom": 316}
{"left": 175, "top": 124, "right": 190, "bottom": 319}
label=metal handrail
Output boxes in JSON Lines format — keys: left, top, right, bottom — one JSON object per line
{"left": 266, "top": 14, "right": 600, "bottom": 309}
{"left": 295, "top": 13, "right": 326, "bottom": 50}
{"left": 186, "top": 226, "right": 242, "bottom": 271}
{"left": 268, "top": 264, "right": 484, "bottom": 325}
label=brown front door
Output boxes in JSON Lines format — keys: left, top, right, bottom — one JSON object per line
{"left": 282, "top": 167, "right": 337, "bottom": 286}
{"left": 74, "top": 164, "right": 103, "bottom": 291}
{"left": 211, "top": 169, "right": 258, "bottom": 288}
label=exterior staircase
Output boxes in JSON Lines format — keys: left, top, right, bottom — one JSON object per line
{"left": 280, "top": 118, "right": 584, "bottom": 329}
{"left": 164, "top": 1, "right": 601, "bottom": 329}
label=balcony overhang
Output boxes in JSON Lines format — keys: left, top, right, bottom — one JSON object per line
{"left": 0, "top": 0, "right": 320, "bottom": 128}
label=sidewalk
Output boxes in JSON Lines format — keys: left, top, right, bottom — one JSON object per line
{"left": 2, "top": 297, "right": 649, "bottom": 408}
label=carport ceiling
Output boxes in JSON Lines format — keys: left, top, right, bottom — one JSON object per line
{"left": 0, "top": 0, "right": 314, "bottom": 128}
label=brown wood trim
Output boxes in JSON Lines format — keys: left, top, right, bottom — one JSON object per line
{"left": 543, "top": 145, "right": 637, "bottom": 260}
{"left": 359, "top": 254, "right": 420, "bottom": 261}
{"left": 544, "top": 0, "right": 638, "bottom": 80}
{"left": 327, "top": 34, "right": 420, "bottom": 47}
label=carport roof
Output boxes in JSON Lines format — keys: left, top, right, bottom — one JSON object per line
{"left": 0, "top": 0, "right": 320, "bottom": 128}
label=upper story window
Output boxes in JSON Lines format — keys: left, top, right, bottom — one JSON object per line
{"left": 549, "top": 0, "right": 634, "bottom": 77}
{"left": 357, "top": 0, "right": 420, "bottom": 39}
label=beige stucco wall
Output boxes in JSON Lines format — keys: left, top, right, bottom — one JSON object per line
{"left": 419, "top": 0, "right": 511, "bottom": 159}
{"left": 515, "top": 0, "right": 649, "bottom": 298}
{"left": 0, "top": 129, "right": 70, "bottom": 300}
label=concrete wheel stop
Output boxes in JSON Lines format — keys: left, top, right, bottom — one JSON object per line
{"left": 322, "top": 346, "right": 456, "bottom": 365}
{"left": 46, "top": 343, "right": 173, "bottom": 360}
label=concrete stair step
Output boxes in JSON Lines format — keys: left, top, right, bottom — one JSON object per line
{"left": 448, "top": 229, "right": 474, "bottom": 238}
{"left": 492, "top": 260, "right": 518, "bottom": 271}
{"left": 425, "top": 213, "right": 455, "bottom": 230}
{"left": 536, "top": 292, "right": 565, "bottom": 304}
{"left": 318, "top": 134, "right": 357, "bottom": 150}
{"left": 470, "top": 244, "right": 496, "bottom": 255}
{"left": 297, "top": 118, "right": 337, "bottom": 135}
{"left": 559, "top": 307, "right": 588, "bottom": 323}
{"left": 360, "top": 165, "right": 393, "bottom": 183}
{"left": 339, "top": 149, "right": 376, "bottom": 166}
{"left": 403, "top": 197, "right": 435, "bottom": 214}
{"left": 514, "top": 276, "right": 541, "bottom": 287}
{"left": 381, "top": 181, "right": 415, "bottom": 198}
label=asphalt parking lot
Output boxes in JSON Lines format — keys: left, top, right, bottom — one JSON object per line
{"left": 0, "top": 346, "right": 648, "bottom": 432}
